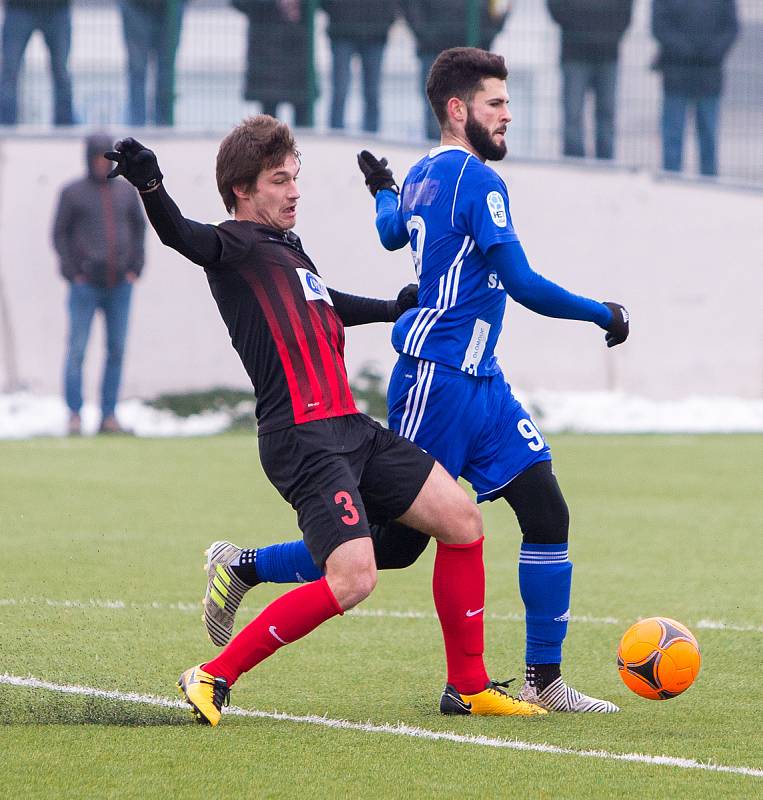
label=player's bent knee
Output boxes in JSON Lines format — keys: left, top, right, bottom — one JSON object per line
{"left": 501, "top": 461, "right": 570, "bottom": 545}
{"left": 332, "top": 567, "right": 376, "bottom": 611}
{"left": 324, "top": 538, "right": 377, "bottom": 610}
{"left": 454, "top": 498, "right": 483, "bottom": 543}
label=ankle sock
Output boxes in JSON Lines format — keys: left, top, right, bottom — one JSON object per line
{"left": 526, "top": 662, "right": 561, "bottom": 693}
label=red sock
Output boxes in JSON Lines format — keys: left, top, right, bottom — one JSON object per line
{"left": 203, "top": 577, "right": 342, "bottom": 686}
{"left": 432, "top": 537, "right": 489, "bottom": 695}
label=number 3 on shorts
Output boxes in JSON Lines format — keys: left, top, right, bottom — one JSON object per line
{"left": 517, "top": 418, "right": 545, "bottom": 452}
{"left": 334, "top": 490, "right": 360, "bottom": 526}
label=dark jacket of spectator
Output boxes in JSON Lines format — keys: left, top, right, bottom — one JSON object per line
{"left": 232, "top": 0, "right": 314, "bottom": 106}
{"left": 322, "top": 1, "right": 397, "bottom": 41}
{"left": 652, "top": 0, "right": 738, "bottom": 96}
{"left": 53, "top": 135, "right": 145, "bottom": 286}
{"left": 547, "top": 0, "right": 633, "bottom": 63}
{"left": 402, "top": 0, "right": 508, "bottom": 55}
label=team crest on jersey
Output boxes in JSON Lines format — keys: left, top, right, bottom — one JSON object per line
{"left": 296, "top": 268, "right": 334, "bottom": 305}
{"left": 486, "top": 191, "right": 507, "bottom": 228}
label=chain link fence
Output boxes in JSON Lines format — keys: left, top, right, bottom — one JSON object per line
{"left": 1, "top": 0, "right": 761, "bottom": 184}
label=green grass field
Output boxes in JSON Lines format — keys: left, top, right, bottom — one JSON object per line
{"left": 1, "top": 434, "right": 761, "bottom": 799}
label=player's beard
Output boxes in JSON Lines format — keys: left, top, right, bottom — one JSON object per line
{"left": 465, "top": 109, "right": 507, "bottom": 162}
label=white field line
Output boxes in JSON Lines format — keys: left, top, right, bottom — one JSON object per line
{"left": 1, "top": 673, "right": 761, "bottom": 779}
{"left": 1, "top": 596, "right": 761, "bottom": 634}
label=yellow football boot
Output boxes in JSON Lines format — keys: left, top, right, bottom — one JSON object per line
{"left": 440, "top": 680, "right": 548, "bottom": 716}
{"left": 177, "top": 665, "right": 230, "bottom": 726}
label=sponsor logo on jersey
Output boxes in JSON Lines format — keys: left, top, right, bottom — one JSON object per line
{"left": 461, "top": 318, "right": 491, "bottom": 375}
{"left": 487, "top": 271, "right": 505, "bottom": 290}
{"left": 297, "top": 268, "right": 334, "bottom": 305}
{"left": 486, "top": 191, "right": 507, "bottom": 227}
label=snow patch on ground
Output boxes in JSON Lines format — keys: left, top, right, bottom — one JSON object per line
{"left": 1, "top": 391, "right": 762, "bottom": 439}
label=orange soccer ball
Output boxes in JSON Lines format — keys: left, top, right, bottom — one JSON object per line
{"left": 617, "top": 617, "right": 701, "bottom": 700}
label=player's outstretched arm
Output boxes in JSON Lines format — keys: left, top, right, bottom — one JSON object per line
{"left": 105, "top": 138, "right": 222, "bottom": 266}
{"left": 356, "top": 150, "right": 409, "bottom": 251}
{"left": 488, "top": 241, "right": 629, "bottom": 347}
{"left": 328, "top": 283, "right": 418, "bottom": 327}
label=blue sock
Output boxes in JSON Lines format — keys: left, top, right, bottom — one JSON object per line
{"left": 255, "top": 540, "right": 322, "bottom": 584}
{"left": 518, "top": 542, "right": 572, "bottom": 665}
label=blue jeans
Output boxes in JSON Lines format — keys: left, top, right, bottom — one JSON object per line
{"left": 119, "top": 0, "right": 185, "bottom": 125}
{"left": 561, "top": 60, "right": 618, "bottom": 159}
{"left": 64, "top": 282, "right": 133, "bottom": 418}
{"left": 0, "top": 6, "right": 73, "bottom": 125}
{"left": 329, "top": 37, "right": 385, "bottom": 132}
{"left": 661, "top": 91, "right": 720, "bottom": 177}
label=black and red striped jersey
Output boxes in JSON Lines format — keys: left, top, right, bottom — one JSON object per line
{"left": 208, "top": 221, "right": 358, "bottom": 432}
{"left": 142, "top": 186, "right": 397, "bottom": 433}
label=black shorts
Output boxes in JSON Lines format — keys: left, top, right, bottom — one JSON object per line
{"left": 258, "top": 413, "right": 435, "bottom": 568}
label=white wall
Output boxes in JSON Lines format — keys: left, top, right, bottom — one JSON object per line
{"left": 0, "top": 133, "right": 761, "bottom": 402}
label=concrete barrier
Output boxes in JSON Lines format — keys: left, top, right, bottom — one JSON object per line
{"left": 0, "top": 132, "right": 760, "bottom": 402}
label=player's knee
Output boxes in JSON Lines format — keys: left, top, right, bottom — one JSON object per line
{"left": 518, "top": 488, "right": 569, "bottom": 545}
{"left": 502, "top": 461, "right": 570, "bottom": 545}
{"left": 450, "top": 497, "right": 483, "bottom": 543}
{"left": 328, "top": 563, "right": 377, "bottom": 610}
{"left": 325, "top": 538, "right": 378, "bottom": 610}
{"left": 526, "top": 493, "right": 569, "bottom": 544}
{"left": 342, "top": 565, "right": 377, "bottom": 609}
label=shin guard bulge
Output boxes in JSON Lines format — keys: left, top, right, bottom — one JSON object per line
{"left": 204, "top": 577, "right": 342, "bottom": 686}
{"left": 432, "top": 537, "right": 490, "bottom": 694}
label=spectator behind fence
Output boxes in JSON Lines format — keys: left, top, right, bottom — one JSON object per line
{"left": 119, "top": 0, "right": 186, "bottom": 126}
{"left": 322, "top": 1, "right": 397, "bottom": 133}
{"left": 232, "top": 0, "right": 314, "bottom": 127}
{"left": 652, "top": 0, "right": 738, "bottom": 177}
{"left": 53, "top": 134, "right": 146, "bottom": 435}
{"left": 402, "top": 1, "right": 509, "bottom": 140}
{"left": 0, "top": 0, "right": 74, "bottom": 125}
{"left": 547, "top": 0, "right": 633, "bottom": 160}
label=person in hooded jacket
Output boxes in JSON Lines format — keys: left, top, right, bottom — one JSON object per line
{"left": 52, "top": 134, "right": 146, "bottom": 435}
{"left": 652, "top": 0, "right": 738, "bottom": 176}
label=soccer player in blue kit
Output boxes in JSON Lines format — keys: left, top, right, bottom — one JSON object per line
{"left": 203, "top": 48, "right": 629, "bottom": 714}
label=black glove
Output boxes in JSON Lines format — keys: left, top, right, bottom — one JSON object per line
{"left": 357, "top": 150, "right": 398, "bottom": 197}
{"left": 603, "top": 302, "right": 629, "bottom": 348}
{"left": 104, "top": 137, "right": 163, "bottom": 193}
{"left": 388, "top": 283, "right": 418, "bottom": 321}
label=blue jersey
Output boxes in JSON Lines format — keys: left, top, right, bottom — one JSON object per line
{"left": 381, "top": 146, "right": 519, "bottom": 376}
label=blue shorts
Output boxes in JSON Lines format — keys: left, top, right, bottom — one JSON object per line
{"left": 387, "top": 354, "right": 551, "bottom": 502}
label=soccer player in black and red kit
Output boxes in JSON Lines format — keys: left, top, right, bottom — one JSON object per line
{"left": 106, "top": 116, "right": 546, "bottom": 724}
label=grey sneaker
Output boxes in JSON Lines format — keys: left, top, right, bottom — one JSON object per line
{"left": 202, "top": 540, "right": 255, "bottom": 647}
{"left": 519, "top": 676, "right": 620, "bottom": 713}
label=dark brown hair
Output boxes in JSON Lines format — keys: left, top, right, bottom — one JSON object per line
{"left": 216, "top": 115, "right": 300, "bottom": 213}
{"left": 426, "top": 48, "right": 508, "bottom": 130}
